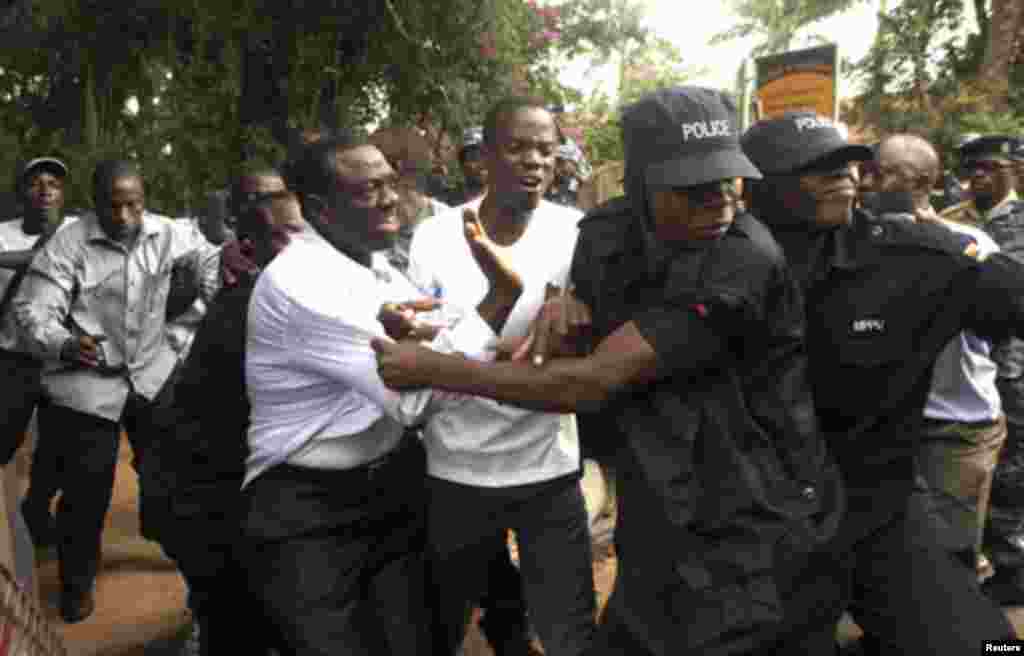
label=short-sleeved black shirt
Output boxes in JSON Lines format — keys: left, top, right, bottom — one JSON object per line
{"left": 571, "top": 198, "right": 844, "bottom": 654}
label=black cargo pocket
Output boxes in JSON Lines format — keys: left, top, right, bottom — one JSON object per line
{"left": 669, "top": 539, "right": 784, "bottom": 650}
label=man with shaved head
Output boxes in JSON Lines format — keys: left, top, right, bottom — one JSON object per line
{"left": 875, "top": 133, "right": 1006, "bottom": 583}
{"left": 875, "top": 134, "right": 945, "bottom": 223}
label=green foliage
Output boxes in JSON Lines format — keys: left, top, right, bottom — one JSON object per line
{"left": 713, "top": 0, "right": 869, "bottom": 56}
{"left": 0, "top": 0, "right": 681, "bottom": 214}
{"left": 571, "top": 36, "right": 705, "bottom": 169}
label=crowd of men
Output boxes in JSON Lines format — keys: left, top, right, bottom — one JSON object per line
{"left": 3, "top": 85, "right": 1024, "bottom": 656}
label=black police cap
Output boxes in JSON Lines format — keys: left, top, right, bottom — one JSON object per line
{"left": 957, "top": 134, "right": 1017, "bottom": 161}
{"left": 741, "top": 112, "right": 873, "bottom": 175}
{"left": 622, "top": 86, "right": 761, "bottom": 189}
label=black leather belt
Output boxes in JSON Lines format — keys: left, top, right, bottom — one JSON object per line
{"left": 278, "top": 429, "right": 420, "bottom": 482}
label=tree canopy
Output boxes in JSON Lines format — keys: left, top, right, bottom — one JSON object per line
{"left": 715, "top": 0, "right": 1024, "bottom": 164}
{"left": 0, "top": 0, "right": 648, "bottom": 215}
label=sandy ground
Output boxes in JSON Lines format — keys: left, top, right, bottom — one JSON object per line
{"left": 15, "top": 439, "right": 1024, "bottom": 656}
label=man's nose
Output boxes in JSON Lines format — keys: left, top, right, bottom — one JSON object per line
{"left": 379, "top": 185, "right": 399, "bottom": 208}
{"left": 522, "top": 149, "right": 545, "bottom": 168}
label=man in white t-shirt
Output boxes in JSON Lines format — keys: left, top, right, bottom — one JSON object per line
{"left": 408, "top": 98, "right": 594, "bottom": 656}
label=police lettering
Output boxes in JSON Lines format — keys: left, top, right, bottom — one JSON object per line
{"left": 794, "top": 116, "right": 834, "bottom": 132}
{"left": 681, "top": 120, "right": 731, "bottom": 141}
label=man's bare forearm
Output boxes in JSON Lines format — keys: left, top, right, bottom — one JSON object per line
{"left": 420, "top": 348, "right": 614, "bottom": 413}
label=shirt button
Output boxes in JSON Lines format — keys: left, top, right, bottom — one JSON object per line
{"left": 801, "top": 486, "right": 817, "bottom": 501}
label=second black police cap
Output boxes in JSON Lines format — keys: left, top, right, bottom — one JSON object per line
{"left": 958, "top": 134, "right": 1017, "bottom": 160}
{"left": 741, "top": 112, "right": 873, "bottom": 175}
{"left": 622, "top": 86, "right": 761, "bottom": 189}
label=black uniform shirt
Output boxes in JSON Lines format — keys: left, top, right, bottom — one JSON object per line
{"left": 782, "top": 209, "right": 1024, "bottom": 542}
{"left": 571, "top": 198, "right": 843, "bottom": 654}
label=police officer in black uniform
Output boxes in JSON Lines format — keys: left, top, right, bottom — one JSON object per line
{"left": 374, "top": 86, "right": 846, "bottom": 655}
{"left": 941, "top": 135, "right": 1024, "bottom": 603}
{"left": 741, "top": 113, "right": 1021, "bottom": 655}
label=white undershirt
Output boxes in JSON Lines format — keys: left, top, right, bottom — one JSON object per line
{"left": 408, "top": 198, "right": 583, "bottom": 487}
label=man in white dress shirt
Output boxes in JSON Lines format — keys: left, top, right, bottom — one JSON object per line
{"left": 240, "top": 131, "right": 523, "bottom": 656}
{"left": 407, "top": 97, "right": 595, "bottom": 656}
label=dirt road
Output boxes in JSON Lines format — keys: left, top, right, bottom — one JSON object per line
{"left": 22, "top": 438, "right": 1023, "bottom": 655}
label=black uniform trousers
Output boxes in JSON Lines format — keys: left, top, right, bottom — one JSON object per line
{"left": 590, "top": 492, "right": 1013, "bottom": 656}
{"left": 426, "top": 474, "right": 596, "bottom": 656}
{"left": 239, "top": 434, "right": 430, "bottom": 656}
{"left": 35, "top": 383, "right": 171, "bottom": 593}
{"left": 142, "top": 471, "right": 274, "bottom": 656}
{"left": 158, "top": 525, "right": 273, "bottom": 655}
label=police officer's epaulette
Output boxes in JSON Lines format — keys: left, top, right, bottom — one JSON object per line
{"left": 861, "top": 213, "right": 978, "bottom": 259}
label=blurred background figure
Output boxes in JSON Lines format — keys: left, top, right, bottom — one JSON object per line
{"left": 545, "top": 138, "right": 590, "bottom": 209}
{"left": 197, "top": 190, "right": 233, "bottom": 246}
{"left": 370, "top": 126, "right": 450, "bottom": 273}
{"left": 450, "top": 127, "right": 488, "bottom": 207}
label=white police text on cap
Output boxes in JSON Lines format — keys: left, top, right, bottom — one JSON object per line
{"left": 793, "top": 116, "right": 834, "bottom": 132}
{"left": 681, "top": 120, "right": 731, "bottom": 142}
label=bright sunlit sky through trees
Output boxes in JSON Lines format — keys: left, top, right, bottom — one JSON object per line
{"left": 558, "top": 0, "right": 958, "bottom": 102}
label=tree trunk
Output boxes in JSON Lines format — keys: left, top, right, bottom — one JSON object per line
{"left": 978, "top": 0, "right": 1024, "bottom": 113}
{"left": 238, "top": 1, "right": 293, "bottom": 158}
{"left": 82, "top": 53, "right": 99, "bottom": 149}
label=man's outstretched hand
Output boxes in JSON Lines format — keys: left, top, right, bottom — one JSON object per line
{"left": 514, "top": 283, "right": 592, "bottom": 366}
{"left": 463, "top": 207, "right": 522, "bottom": 301}
{"left": 378, "top": 299, "right": 443, "bottom": 341}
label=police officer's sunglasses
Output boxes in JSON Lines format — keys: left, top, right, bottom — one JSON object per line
{"left": 959, "top": 160, "right": 1014, "bottom": 177}
{"left": 679, "top": 179, "right": 739, "bottom": 205}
